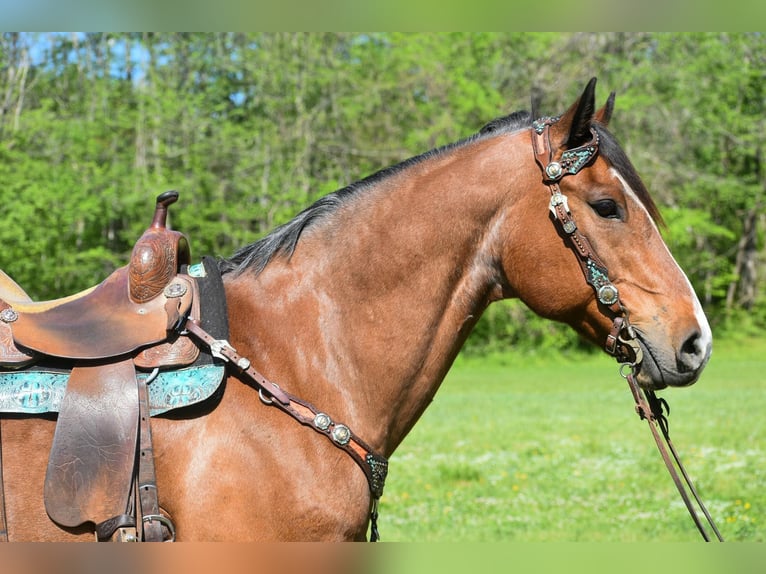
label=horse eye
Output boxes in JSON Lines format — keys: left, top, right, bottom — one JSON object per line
{"left": 591, "top": 199, "right": 621, "bottom": 220}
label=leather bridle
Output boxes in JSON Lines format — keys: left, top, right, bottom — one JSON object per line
{"left": 531, "top": 116, "right": 723, "bottom": 542}
{"left": 531, "top": 115, "right": 642, "bottom": 365}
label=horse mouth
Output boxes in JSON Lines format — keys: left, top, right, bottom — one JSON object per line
{"left": 632, "top": 342, "right": 668, "bottom": 390}
{"left": 632, "top": 333, "right": 707, "bottom": 390}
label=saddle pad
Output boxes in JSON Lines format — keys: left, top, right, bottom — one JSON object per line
{"left": 0, "top": 363, "right": 226, "bottom": 417}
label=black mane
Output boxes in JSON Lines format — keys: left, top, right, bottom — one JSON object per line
{"left": 218, "top": 111, "right": 532, "bottom": 276}
{"left": 218, "top": 109, "right": 661, "bottom": 276}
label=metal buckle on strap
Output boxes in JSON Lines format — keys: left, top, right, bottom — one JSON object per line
{"left": 142, "top": 513, "right": 176, "bottom": 542}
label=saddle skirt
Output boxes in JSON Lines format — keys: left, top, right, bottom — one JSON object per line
{"left": 0, "top": 258, "right": 228, "bottom": 417}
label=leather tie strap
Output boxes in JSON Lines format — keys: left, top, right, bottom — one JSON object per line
{"left": 136, "top": 374, "right": 167, "bottom": 542}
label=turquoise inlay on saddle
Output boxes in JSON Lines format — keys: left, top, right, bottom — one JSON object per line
{"left": 0, "top": 364, "right": 225, "bottom": 417}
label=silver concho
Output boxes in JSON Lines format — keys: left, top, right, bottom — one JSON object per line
{"left": 331, "top": 424, "right": 351, "bottom": 445}
{"left": 545, "top": 162, "right": 563, "bottom": 180}
{"left": 0, "top": 308, "right": 18, "bottom": 323}
{"left": 164, "top": 282, "right": 188, "bottom": 298}
{"left": 314, "top": 413, "right": 332, "bottom": 431}
{"left": 597, "top": 284, "right": 620, "bottom": 306}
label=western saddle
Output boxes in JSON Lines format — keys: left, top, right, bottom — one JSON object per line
{"left": 0, "top": 191, "right": 204, "bottom": 542}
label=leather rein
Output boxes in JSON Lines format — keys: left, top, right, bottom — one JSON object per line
{"left": 531, "top": 116, "right": 723, "bottom": 542}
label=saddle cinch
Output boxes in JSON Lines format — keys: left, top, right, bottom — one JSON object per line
{"left": 0, "top": 191, "right": 228, "bottom": 542}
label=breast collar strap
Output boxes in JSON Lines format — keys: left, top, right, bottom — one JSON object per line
{"left": 183, "top": 319, "right": 388, "bottom": 541}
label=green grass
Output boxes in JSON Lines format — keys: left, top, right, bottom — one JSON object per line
{"left": 380, "top": 337, "right": 766, "bottom": 542}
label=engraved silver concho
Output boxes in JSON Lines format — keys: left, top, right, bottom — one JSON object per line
{"left": 0, "top": 308, "right": 18, "bottom": 323}
{"left": 562, "top": 220, "right": 577, "bottom": 234}
{"left": 164, "top": 282, "right": 188, "bottom": 298}
{"left": 314, "top": 413, "right": 332, "bottom": 431}
{"left": 545, "top": 162, "right": 563, "bottom": 180}
{"left": 597, "top": 284, "right": 620, "bottom": 306}
{"left": 331, "top": 424, "right": 351, "bottom": 445}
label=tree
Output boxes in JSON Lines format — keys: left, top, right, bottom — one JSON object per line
{"left": 1, "top": 32, "right": 763, "bottom": 343}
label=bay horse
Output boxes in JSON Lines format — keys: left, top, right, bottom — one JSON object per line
{"left": 0, "top": 78, "right": 711, "bottom": 541}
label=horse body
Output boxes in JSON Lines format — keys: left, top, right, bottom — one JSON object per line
{"left": 0, "top": 79, "right": 712, "bottom": 541}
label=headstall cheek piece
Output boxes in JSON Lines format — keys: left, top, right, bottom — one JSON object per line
{"left": 530, "top": 116, "right": 632, "bottom": 358}
{"left": 531, "top": 116, "right": 723, "bottom": 542}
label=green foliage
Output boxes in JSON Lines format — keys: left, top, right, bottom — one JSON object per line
{"left": 1, "top": 32, "right": 764, "bottom": 344}
{"left": 465, "top": 300, "right": 592, "bottom": 357}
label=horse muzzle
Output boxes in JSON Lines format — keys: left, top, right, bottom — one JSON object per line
{"left": 633, "top": 328, "right": 712, "bottom": 389}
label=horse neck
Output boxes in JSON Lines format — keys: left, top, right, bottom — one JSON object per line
{"left": 227, "top": 132, "right": 531, "bottom": 456}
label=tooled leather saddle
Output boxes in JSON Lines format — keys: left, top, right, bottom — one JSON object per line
{"left": 0, "top": 191, "right": 228, "bottom": 541}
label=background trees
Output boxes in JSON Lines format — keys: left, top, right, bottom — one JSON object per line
{"left": 1, "top": 32, "right": 763, "bottom": 352}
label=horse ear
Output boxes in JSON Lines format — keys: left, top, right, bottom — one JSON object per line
{"left": 551, "top": 77, "right": 598, "bottom": 150}
{"left": 593, "top": 91, "right": 616, "bottom": 127}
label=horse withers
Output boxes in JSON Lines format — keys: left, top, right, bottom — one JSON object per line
{"left": 0, "top": 78, "right": 711, "bottom": 541}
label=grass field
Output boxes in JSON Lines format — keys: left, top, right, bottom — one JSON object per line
{"left": 380, "top": 336, "right": 766, "bottom": 542}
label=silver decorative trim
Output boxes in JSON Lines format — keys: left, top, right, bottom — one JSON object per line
{"left": 314, "top": 413, "right": 332, "bottom": 431}
{"left": 164, "top": 282, "right": 188, "bottom": 298}
{"left": 0, "top": 308, "right": 18, "bottom": 323}
{"left": 549, "top": 192, "right": 571, "bottom": 217}
{"left": 331, "top": 424, "right": 351, "bottom": 445}
{"left": 545, "top": 162, "right": 563, "bottom": 180}
{"left": 597, "top": 284, "right": 620, "bottom": 306}
{"left": 562, "top": 220, "right": 577, "bottom": 234}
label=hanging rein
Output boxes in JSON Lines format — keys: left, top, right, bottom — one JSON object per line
{"left": 531, "top": 116, "right": 723, "bottom": 542}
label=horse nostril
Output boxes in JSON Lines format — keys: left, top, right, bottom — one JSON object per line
{"left": 678, "top": 330, "right": 707, "bottom": 373}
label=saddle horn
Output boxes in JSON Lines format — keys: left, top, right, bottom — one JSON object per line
{"left": 129, "top": 191, "right": 191, "bottom": 304}
{"left": 150, "top": 190, "right": 180, "bottom": 229}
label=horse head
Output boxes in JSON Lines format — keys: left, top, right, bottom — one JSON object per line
{"left": 500, "top": 78, "right": 711, "bottom": 389}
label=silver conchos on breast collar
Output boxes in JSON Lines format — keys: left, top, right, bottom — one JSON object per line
{"left": 530, "top": 116, "right": 641, "bottom": 365}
